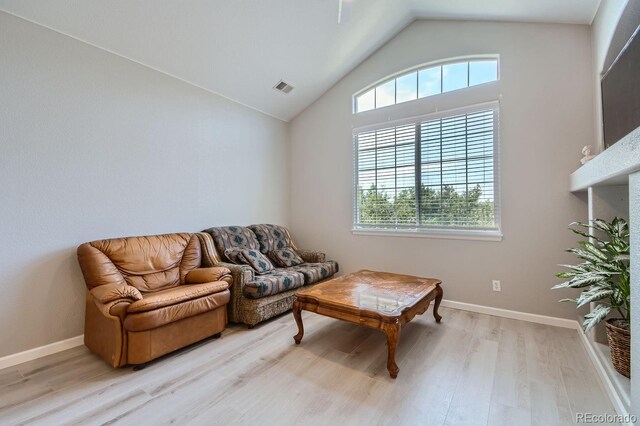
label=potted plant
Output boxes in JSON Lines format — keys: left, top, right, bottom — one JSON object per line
{"left": 553, "top": 217, "right": 631, "bottom": 378}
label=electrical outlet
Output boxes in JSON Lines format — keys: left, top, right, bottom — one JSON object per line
{"left": 492, "top": 280, "right": 501, "bottom": 292}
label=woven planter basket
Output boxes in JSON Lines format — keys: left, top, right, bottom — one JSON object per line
{"left": 605, "top": 319, "right": 631, "bottom": 378}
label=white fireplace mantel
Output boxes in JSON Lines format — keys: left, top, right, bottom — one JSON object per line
{"left": 569, "top": 125, "right": 640, "bottom": 418}
{"left": 571, "top": 126, "right": 640, "bottom": 191}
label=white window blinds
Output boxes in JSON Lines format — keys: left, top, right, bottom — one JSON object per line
{"left": 356, "top": 124, "right": 417, "bottom": 226}
{"left": 354, "top": 103, "right": 500, "bottom": 234}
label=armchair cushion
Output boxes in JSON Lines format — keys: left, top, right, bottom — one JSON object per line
{"left": 127, "top": 282, "right": 229, "bottom": 313}
{"left": 124, "top": 289, "right": 230, "bottom": 331}
{"left": 185, "top": 267, "right": 231, "bottom": 284}
{"left": 243, "top": 270, "right": 305, "bottom": 299}
{"left": 239, "top": 249, "right": 275, "bottom": 274}
{"left": 268, "top": 248, "right": 304, "bottom": 267}
{"left": 90, "top": 283, "right": 143, "bottom": 304}
{"left": 290, "top": 261, "right": 339, "bottom": 285}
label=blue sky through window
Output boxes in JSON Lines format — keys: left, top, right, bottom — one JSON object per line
{"left": 396, "top": 72, "right": 417, "bottom": 104}
{"left": 418, "top": 67, "right": 441, "bottom": 98}
{"left": 470, "top": 61, "right": 498, "bottom": 86}
{"left": 442, "top": 62, "right": 468, "bottom": 93}
{"left": 375, "top": 80, "right": 395, "bottom": 108}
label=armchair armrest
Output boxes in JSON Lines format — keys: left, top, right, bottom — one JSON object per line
{"left": 85, "top": 292, "right": 131, "bottom": 367}
{"left": 215, "top": 262, "right": 253, "bottom": 284}
{"left": 90, "top": 283, "right": 142, "bottom": 304}
{"left": 185, "top": 267, "right": 232, "bottom": 284}
{"left": 195, "top": 232, "right": 221, "bottom": 267}
{"left": 296, "top": 249, "right": 326, "bottom": 263}
{"left": 214, "top": 262, "right": 254, "bottom": 323}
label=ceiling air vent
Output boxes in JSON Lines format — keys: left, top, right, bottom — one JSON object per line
{"left": 273, "top": 80, "right": 294, "bottom": 94}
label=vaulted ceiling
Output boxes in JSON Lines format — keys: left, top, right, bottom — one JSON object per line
{"left": 0, "top": 0, "right": 601, "bottom": 121}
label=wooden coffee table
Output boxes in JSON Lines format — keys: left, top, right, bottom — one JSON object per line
{"left": 292, "top": 270, "right": 443, "bottom": 378}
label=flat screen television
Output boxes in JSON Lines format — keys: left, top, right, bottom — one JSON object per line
{"left": 602, "top": 24, "right": 640, "bottom": 148}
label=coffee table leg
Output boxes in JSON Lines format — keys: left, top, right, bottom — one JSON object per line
{"left": 433, "top": 284, "right": 443, "bottom": 323}
{"left": 383, "top": 322, "right": 401, "bottom": 379}
{"left": 292, "top": 300, "right": 304, "bottom": 344}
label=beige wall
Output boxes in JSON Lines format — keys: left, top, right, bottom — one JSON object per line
{"left": 0, "top": 11, "right": 290, "bottom": 357}
{"left": 290, "top": 20, "right": 594, "bottom": 319}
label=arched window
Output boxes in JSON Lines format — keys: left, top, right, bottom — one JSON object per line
{"left": 354, "top": 58, "right": 498, "bottom": 113}
{"left": 352, "top": 57, "right": 501, "bottom": 240}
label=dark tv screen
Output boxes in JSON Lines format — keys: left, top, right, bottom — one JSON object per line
{"left": 602, "top": 25, "right": 640, "bottom": 148}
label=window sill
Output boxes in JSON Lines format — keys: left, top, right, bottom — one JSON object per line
{"left": 351, "top": 228, "right": 503, "bottom": 242}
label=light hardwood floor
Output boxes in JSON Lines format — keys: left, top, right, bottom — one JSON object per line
{"left": 0, "top": 307, "right": 618, "bottom": 425}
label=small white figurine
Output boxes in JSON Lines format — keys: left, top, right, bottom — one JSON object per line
{"left": 580, "top": 145, "right": 596, "bottom": 165}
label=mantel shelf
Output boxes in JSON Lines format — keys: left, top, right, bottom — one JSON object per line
{"left": 570, "top": 125, "right": 640, "bottom": 192}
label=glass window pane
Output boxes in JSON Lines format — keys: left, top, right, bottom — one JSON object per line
{"left": 356, "top": 88, "right": 375, "bottom": 112}
{"left": 358, "top": 149, "right": 375, "bottom": 171}
{"left": 358, "top": 170, "right": 375, "bottom": 189}
{"left": 467, "top": 158, "right": 490, "bottom": 183}
{"left": 376, "top": 146, "right": 396, "bottom": 169}
{"left": 375, "top": 127, "right": 396, "bottom": 148}
{"left": 442, "top": 62, "right": 468, "bottom": 93}
{"left": 396, "top": 143, "right": 414, "bottom": 167}
{"left": 395, "top": 72, "right": 417, "bottom": 104}
{"left": 376, "top": 168, "right": 395, "bottom": 190}
{"left": 394, "top": 186, "right": 417, "bottom": 225}
{"left": 416, "top": 108, "right": 496, "bottom": 229}
{"left": 441, "top": 160, "right": 467, "bottom": 185}
{"left": 375, "top": 80, "right": 395, "bottom": 108}
{"left": 469, "top": 60, "right": 498, "bottom": 86}
{"left": 478, "top": 182, "right": 495, "bottom": 202}
{"left": 357, "top": 131, "right": 375, "bottom": 150}
{"left": 418, "top": 66, "right": 441, "bottom": 98}
{"left": 396, "top": 166, "right": 415, "bottom": 187}
{"left": 422, "top": 164, "right": 441, "bottom": 186}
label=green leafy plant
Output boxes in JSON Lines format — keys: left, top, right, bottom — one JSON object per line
{"left": 553, "top": 217, "right": 630, "bottom": 332}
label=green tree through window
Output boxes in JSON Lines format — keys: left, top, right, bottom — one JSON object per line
{"left": 357, "top": 184, "right": 494, "bottom": 228}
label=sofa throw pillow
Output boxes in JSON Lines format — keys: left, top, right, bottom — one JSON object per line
{"left": 224, "top": 248, "right": 245, "bottom": 264}
{"left": 269, "top": 248, "right": 304, "bottom": 267}
{"left": 240, "top": 249, "right": 275, "bottom": 274}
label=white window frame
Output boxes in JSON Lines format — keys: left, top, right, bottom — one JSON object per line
{"left": 352, "top": 101, "right": 502, "bottom": 241}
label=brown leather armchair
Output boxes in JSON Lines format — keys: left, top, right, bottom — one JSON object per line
{"left": 77, "top": 233, "right": 231, "bottom": 367}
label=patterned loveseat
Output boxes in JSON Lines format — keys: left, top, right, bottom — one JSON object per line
{"left": 197, "top": 224, "right": 338, "bottom": 327}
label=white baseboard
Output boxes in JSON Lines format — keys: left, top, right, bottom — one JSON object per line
{"left": 439, "top": 299, "right": 580, "bottom": 329}
{"left": 0, "top": 335, "right": 84, "bottom": 370}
